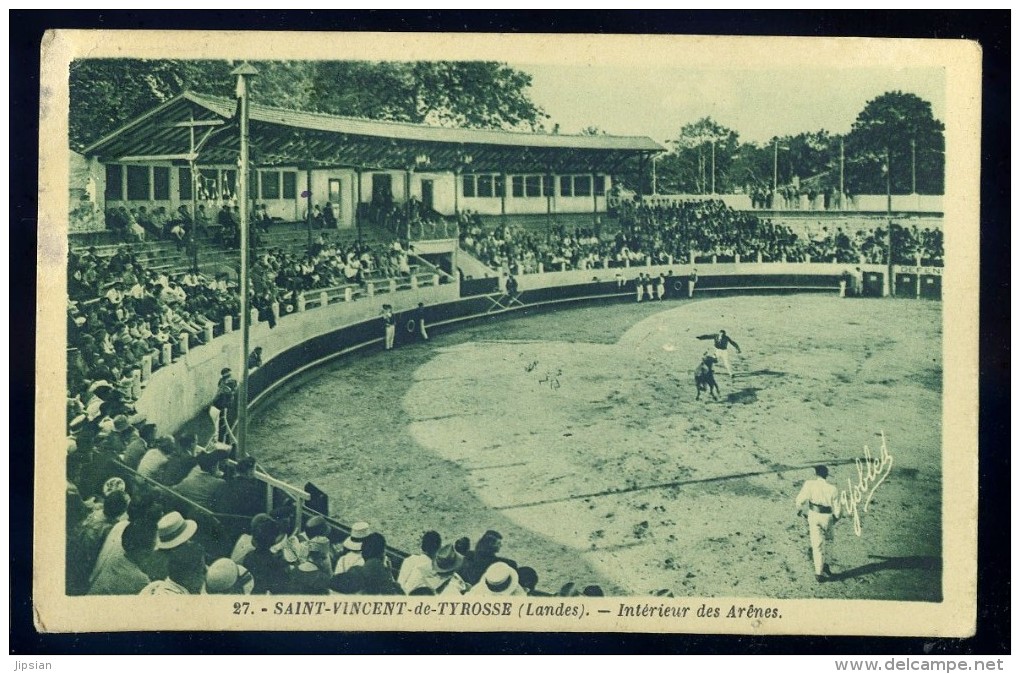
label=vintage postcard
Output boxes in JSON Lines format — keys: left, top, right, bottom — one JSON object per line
{"left": 35, "top": 29, "right": 980, "bottom": 635}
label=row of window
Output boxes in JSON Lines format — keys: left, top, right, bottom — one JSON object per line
{"left": 462, "top": 174, "right": 607, "bottom": 199}
{"left": 104, "top": 165, "right": 606, "bottom": 203}
{"left": 105, "top": 165, "right": 298, "bottom": 202}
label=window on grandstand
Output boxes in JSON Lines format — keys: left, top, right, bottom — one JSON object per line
{"left": 282, "top": 172, "right": 297, "bottom": 199}
{"left": 178, "top": 167, "right": 192, "bottom": 201}
{"left": 462, "top": 175, "right": 476, "bottom": 198}
{"left": 261, "top": 171, "right": 281, "bottom": 200}
{"left": 512, "top": 176, "right": 524, "bottom": 198}
{"left": 542, "top": 175, "right": 554, "bottom": 197}
{"left": 477, "top": 175, "right": 494, "bottom": 198}
{"left": 594, "top": 175, "right": 606, "bottom": 197}
{"left": 126, "top": 166, "right": 150, "bottom": 201}
{"left": 560, "top": 175, "right": 573, "bottom": 197}
{"left": 105, "top": 165, "right": 123, "bottom": 201}
{"left": 153, "top": 167, "right": 170, "bottom": 201}
{"left": 574, "top": 175, "right": 592, "bottom": 198}
{"left": 495, "top": 175, "right": 505, "bottom": 198}
{"left": 525, "top": 175, "right": 542, "bottom": 197}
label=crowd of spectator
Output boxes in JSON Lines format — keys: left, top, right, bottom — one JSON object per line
{"left": 66, "top": 375, "right": 609, "bottom": 597}
{"left": 67, "top": 231, "right": 419, "bottom": 398}
{"left": 460, "top": 199, "right": 944, "bottom": 273}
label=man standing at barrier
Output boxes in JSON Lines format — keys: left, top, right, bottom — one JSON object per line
{"left": 697, "top": 329, "right": 742, "bottom": 378}
{"left": 412, "top": 302, "right": 429, "bottom": 341}
{"left": 688, "top": 268, "right": 698, "bottom": 297}
{"left": 382, "top": 305, "right": 396, "bottom": 350}
{"left": 795, "top": 465, "right": 842, "bottom": 582}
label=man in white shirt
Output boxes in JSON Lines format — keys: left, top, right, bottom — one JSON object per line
{"left": 396, "top": 530, "right": 442, "bottom": 594}
{"left": 795, "top": 465, "right": 842, "bottom": 582}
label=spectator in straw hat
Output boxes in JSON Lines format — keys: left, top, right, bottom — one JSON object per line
{"left": 331, "top": 533, "right": 401, "bottom": 595}
{"left": 155, "top": 511, "right": 198, "bottom": 551}
{"left": 397, "top": 530, "right": 441, "bottom": 594}
{"left": 204, "top": 558, "right": 255, "bottom": 595}
{"left": 467, "top": 561, "right": 526, "bottom": 596}
{"left": 334, "top": 521, "right": 371, "bottom": 575}
{"left": 431, "top": 544, "right": 470, "bottom": 596}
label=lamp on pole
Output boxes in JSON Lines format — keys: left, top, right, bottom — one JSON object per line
{"left": 232, "top": 61, "right": 258, "bottom": 459}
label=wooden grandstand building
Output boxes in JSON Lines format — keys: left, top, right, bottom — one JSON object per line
{"left": 79, "top": 91, "right": 664, "bottom": 233}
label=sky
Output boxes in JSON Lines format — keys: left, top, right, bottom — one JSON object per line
{"left": 521, "top": 65, "right": 945, "bottom": 146}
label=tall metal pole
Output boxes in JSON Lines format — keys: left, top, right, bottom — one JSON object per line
{"left": 233, "top": 62, "right": 258, "bottom": 459}
{"left": 911, "top": 138, "right": 917, "bottom": 194}
{"left": 305, "top": 168, "right": 313, "bottom": 247}
{"left": 188, "top": 111, "right": 199, "bottom": 273}
{"left": 711, "top": 140, "right": 716, "bottom": 195}
{"left": 886, "top": 147, "right": 894, "bottom": 297}
{"left": 773, "top": 139, "right": 779, "bottom": 201}
{"left": 839, "top": 138, "right": 845, "bottom": 211}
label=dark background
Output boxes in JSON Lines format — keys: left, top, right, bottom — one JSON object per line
{"left": 10, "top": 9, "right": 1009, "bottom": 655}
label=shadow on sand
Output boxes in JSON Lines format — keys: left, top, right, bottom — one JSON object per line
{"left": 829, "top": 555, "right": 942, "bottom": 582}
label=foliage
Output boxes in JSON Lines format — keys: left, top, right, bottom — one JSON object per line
{"left": 70, "top": 59, "right": 546, "bottom": 150}
{"left": 844, "top": 91, "right": 945, "bottom": 194}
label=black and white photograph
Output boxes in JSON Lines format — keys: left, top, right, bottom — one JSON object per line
{"left": 34, "top": 29, "right": 981, "bottom": 636}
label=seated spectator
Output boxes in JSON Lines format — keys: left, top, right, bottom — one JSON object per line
{"left": 333, "top": 521, "right": 371, "bottom": 575}
{"left": 466, "top": 562, "right": 527, "bottom": 596}
{"left": 172, "top": 446, "right": 228, "bottom": 511}
{"left": 459, "top": 529, "right": 516, "bottom": 585}
{"left": 214, "top": 456, "right": 264, "bottom": 518}
{"left": 88, "top": 519, "right": 157, "bottom": 595}
{"left": 204, "top": 558, "right": 255, "bottom": 595}
{"left": 140, "top": 540, "right": 207, "bottom": 595}
{"left": 136, "top": 436, "right": 175, "bottom": 481}
{"left": 242, "top": 514, "right": 291, "bottom": 595}
{"left": 67, "top": 489, "right": 130, "bottom": 595}
{"left": 160, "top": 433, "right": 200, "bottom": 486}
{"left": 397, "top": 530, "right": 442, "bottom": 594}
{"left": 330, "top": 532, "right": 401, "bottom": 595}
{"left": 517, "top": 566, "right": 539, "bottom": 595}
{"left": 430, "top": 544, "right": 470, "bottom": 596}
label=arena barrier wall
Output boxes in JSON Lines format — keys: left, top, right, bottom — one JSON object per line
{"left": 138, "top": 259, "right": 904, "bottom": 440}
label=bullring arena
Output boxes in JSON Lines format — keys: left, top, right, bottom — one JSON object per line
{"left": 249, "top": 293, "right": 942, "bottom": 600}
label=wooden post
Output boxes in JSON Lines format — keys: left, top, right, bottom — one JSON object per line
{"left": 344, "top": 287, "right": 353, "bottom": 302}
{"left": 224, "top": 314, "right": 233, "bottom": 333}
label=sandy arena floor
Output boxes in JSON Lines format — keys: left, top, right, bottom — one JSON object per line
{"left": 248, "top": 294, "right": 942, "bottom": 600}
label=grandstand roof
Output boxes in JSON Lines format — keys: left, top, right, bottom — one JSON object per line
{"left": 83, "top": 92, "right": 664, "bottom": 174}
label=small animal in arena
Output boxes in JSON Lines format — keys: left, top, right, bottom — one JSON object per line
{"left": 694, "top": 353, "right": 720, "bottom": 401}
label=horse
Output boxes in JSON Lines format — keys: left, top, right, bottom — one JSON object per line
{"left": 694, "top": 353, "right": 720, "bottom": 401}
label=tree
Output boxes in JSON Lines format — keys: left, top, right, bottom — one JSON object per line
{"left": 70, "top": 59, "right": 546, "bottom": 150}
{"left": 844, "top": 91, "right": 945, "bottom": 195}
{"left": 69, "top": 59, "right": 317, "bottom": 150}
{"left": 310, "top": 61, "right": 546, "bottom": 131}
{"left": 660, "top": 118, "right": 740, "bottom": 194}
